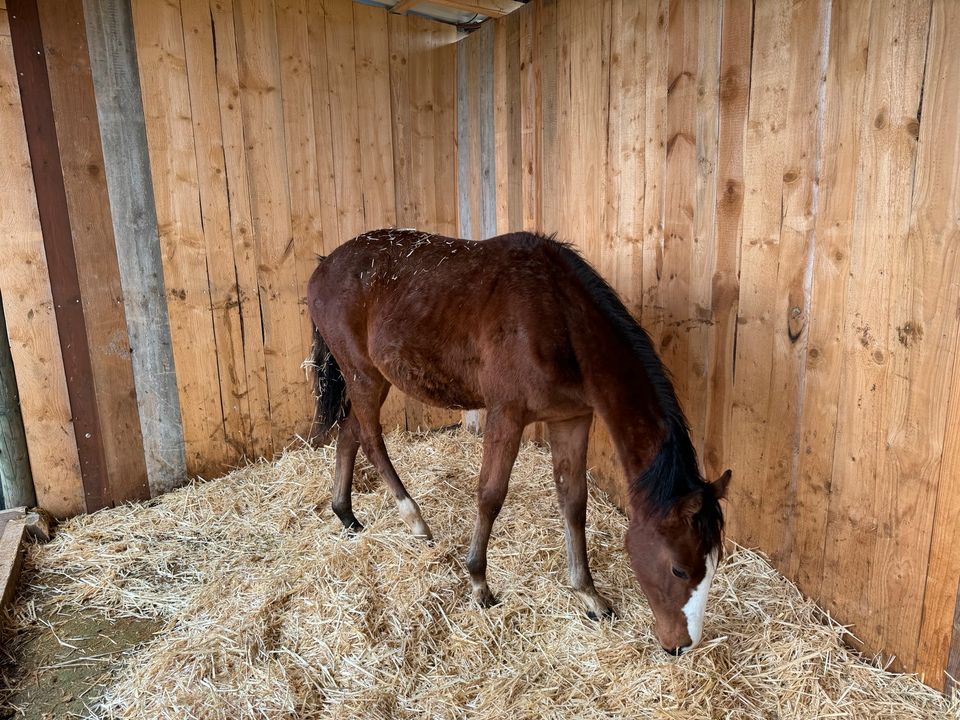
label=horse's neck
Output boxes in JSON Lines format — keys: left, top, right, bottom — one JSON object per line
{"left": 582, "top": 349, "right": 667, "bottom": 482}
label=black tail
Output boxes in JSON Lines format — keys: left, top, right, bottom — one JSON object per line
{"left": 307, "top": 323, "right": 350, "bottom": 442}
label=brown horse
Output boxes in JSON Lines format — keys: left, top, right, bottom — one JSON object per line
{"left": 306, "top": 229, "right": 731, "bottom": 654}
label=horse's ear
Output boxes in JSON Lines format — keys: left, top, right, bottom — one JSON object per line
{"left": 712, "top": 469, "right": 732, "bottom": 499}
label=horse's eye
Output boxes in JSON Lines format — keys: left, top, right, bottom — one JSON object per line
{"left": 671, "top": 566, "right": 688, "bottom": 580}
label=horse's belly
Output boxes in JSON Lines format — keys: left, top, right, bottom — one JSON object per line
{"left": 373, "top": 348, "right": 484, "bottom": 410}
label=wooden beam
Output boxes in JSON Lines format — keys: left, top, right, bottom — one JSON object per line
{"left": 390, "top": 0, "right": 421, "bottom": 15}
{"left": 83, "top": 0, "right": 187, "bottom": 495}
{"left": 8, "top": 0, "right": 111, "bottom": 512}
{"left": 37, "top": 0, "right": 150, "bottom": 506}
{"left": 948, "top": 578, "right": 960, "bottom": 696}
{"left": 0, "top": 293, "right": 35, "bottom": 510}
{"left": 392, "top": 0, "right": 521, "bottom": 18}
{"left": 0, "top": 517, "right": 25, "bottom": 609}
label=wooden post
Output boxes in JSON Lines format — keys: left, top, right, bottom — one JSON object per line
{"left": 8, "top": 0, "right": 111, "bottom": 511}
{"left": 82, "top": 0, "right": 187, "bottom": 494}
{"left": 0, "top": 295, "right": 36, "bottom": 510}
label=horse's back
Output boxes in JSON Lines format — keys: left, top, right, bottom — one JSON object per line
{"left": 308, "top": 230, "right": 585, "bottom": 415}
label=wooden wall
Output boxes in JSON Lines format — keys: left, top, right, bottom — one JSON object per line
{"left": 457, "top": 0, "right": 960, "bottom": 690}
{"left": 0, "top": 0, "right": 460, "bottom": 516}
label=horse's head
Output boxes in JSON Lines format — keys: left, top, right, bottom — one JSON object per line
{"left": 625, "top": 469, "right": 731, "bottom": 655}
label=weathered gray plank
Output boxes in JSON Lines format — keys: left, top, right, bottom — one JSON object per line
{"left": 0, "top": 293, "right": 35, "bottom": 510}
{"left": 0, "top": 517, "right": 25, "bottom": 608}
{"left": 477, "top": 20, "right": 496, "bottom": 239}
{"left": 82, "top": 0, "right": 186, "bottom": 494}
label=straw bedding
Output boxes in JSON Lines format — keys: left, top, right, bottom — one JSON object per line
{"left": 6, "top": 430, "right": 959, "bottom": 719}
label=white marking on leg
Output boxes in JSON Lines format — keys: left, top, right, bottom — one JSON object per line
{"left": 397, "top": 497, "right": 432, "bottom": 539}
{"left": 681, "top": 548, "right": 719, "bottom": 651}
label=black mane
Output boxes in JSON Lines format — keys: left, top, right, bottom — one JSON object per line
{"left": 545, "top": 234, "right": 724, "bottom": 551}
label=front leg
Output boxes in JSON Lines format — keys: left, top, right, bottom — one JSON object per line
{"left": 466, "top": 408, "right": 524, "bottom": 607}
{"left": 548, "top": 415, "right": 614, "bottom": 620}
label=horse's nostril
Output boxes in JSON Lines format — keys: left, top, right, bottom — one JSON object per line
{"left": 662, "top": 646, "right": 682, "bottom": 657}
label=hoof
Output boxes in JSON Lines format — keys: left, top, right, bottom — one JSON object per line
{"left": 586, "top": 606, "right": 615, "bottom": 621}
{"left": 472, "top": 585, "right": 499, "bottom": 609}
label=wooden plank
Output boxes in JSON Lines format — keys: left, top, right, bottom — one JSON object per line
{"left": 276, "top": 0, "right": 325, "bottom": 430}
{"left": 888, "top": 0, "right": 960, "bottom": 684}
{"left": 790, "top": 0, "right": 871, "bottom": 596}
{"left": 390, "top": 0, "right": 419, "bottom": 14}
{"left": 83, "top": 0, "right": 188, "bottom": 495}
{"left": 9, "top": 0, "right": 111, "bottom": 513}
{"left": 752, "top": 0, "right": 824, "bottom": 563}
{"left": 948, "top": 588, "right": 960, "bottom": 695}
{"left": 38, "top": 0, "right": 150, "bottom": 504}
{"left": 353, "top": 2, "right": 405, "bottom": 430}
{"left": 724, "top": 0, "right": 791, "bottom": 546}
{"left": 179, "top": 0, "right": 256, "bottom": 462}
{"left": 232, "top": 0, "right": 307, "bottom": 448}
{"left": 131, "top": 0, "right": 231, "bottom": 476}
{"left": 537, "top": 0, "right": 557, "bottom": 238}
{"left": 0, "top": 518, "right": 25, "bottom": 608}
{"left": 323, "top": 0, "right": 365, "bottom": 243}
{"left": 456, "top": 33, "right": 475, "bottom": 240}
{"left": 354, "top": 3, "right": 397, "bottom": 231}
{"left": 404, "top": 14, "right": 460, "bottom": 431}
{"left": 591, "top": 0, "right": 646, "bottom": 508}
{"left": 686, "top": 0, "right": 720, "bottom": 455}
{"left": 503, "top": 11, "right": 522, "bottom": 233}
{"left": 492, "top": 15, "right": 509, "bottom": 235}
{"left": 821, "top": 0, "right": 930, "bottom": 670}
{"left": 640, "top": 0, "right": 667, "bottom": 341}
{"left": 206, "top": 0, "right": 272, "bottom": 458}
{"left": 424, "top": 0, "right": 522, "bottom": 18}
{"left": 659, "top": 0, "right": 698, "bottom": 425}
{"left": 518, "top": 2, "right": 540, "bottom": 234}
{"left": 0, "top": 8, "right": 8, "bottom": 36}
{"left": 431, "top": 21, "right": 458, "bottom": 239}
{"left": 475, "top": 20, "right": 496, "bottom": 239}
{"left": 0, "top": 294, "right": 35, "bottom": 510}
{"left": 305, "top": 0, "right": 340, "bottom": 255}
{"left": 702, "top": 0, "right": 750, "bottom": 482}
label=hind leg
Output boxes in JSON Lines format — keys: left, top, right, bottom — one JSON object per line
{"left": 350, "top": 372, "right": 433, "bottom": 540}
{"left": 548, "top": 415, "right": 614, "bottom": 620}
{"left": 331, "top": 413, "right": 363, "bottom": 533}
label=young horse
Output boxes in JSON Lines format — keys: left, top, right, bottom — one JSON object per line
{"left": 307, "top": 229, "right": 731, "bottom": 654}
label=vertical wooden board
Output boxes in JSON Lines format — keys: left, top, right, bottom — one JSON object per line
{"left": 0, "top": 34, "right": 83, "bottom": 516}
{"left": 403, "top": 15, "right": 460, "bottom": 431}
{"left": 790, "top": 0, "right": 872, "bottom": 595}
{"left": 503, "top": 12, "right": 522, "bottom": 232}
{"left": 640, "top": 0, "right": 667, "bottom": 341}
{"left": 492, "top": 16, "right": 509, "bottom": 235}
{"left": 387, "top": 13, "right": 412, "bottom": 229}
{"left": 431, "top": 22, "right": 458, "bottom": 239}
{"left": 725, "top": 0, "right": 790, "bottom": 546}
{"left": 456, "top": 34, "right": 476, "bottom": 240}
{"left": 0, "top": 9, "right": 8, "bottom": 36}
{"left": 131, "top": 0, "right": 230, "bottom": 476}
{"left": 207, "top": 0, "right": 272, "bottom": 458}
{"left": 232, "top": 0, "right": 306, "bottom": 448}
{"left": 353, "top": 3, "right": 405, "bottom": 430}
{"left": 179, "top": 0, "right": 254, "bottom": 463}
{"left": 83, "top": 0, "right": 188, "bottom": 494}
{"left": 323, "top": 0, "right": 365, "bottom": 243}
{"left": 754, "top": 0, "right": 825, "bottom": 564}
{"left": 821, "top": 0, "right": 930, "bottom": 668}
{"left": 10, "top": 0, "right": 113, "bottom": 511}
{"left": 306, "top": 0, "right": 341, "bottom": 254}
{"left": 659, "top": 0, "right": 698, "bottom": 421}
{"left": 276, "top": 0, "right": 325, "bottom": 401}
{"left": 686, "top": 0, "right": 720, "bottom": 455}
{"left": 476, "top": 21, "right": 496, "bottom": 241}
{"left": 537, "top": 0, "right": 557, "bottom": 236}
{"left": 518, "top": 2, "right": 540, "bottom": 234}
{"left": 354, "top": 3, "right": 397, "bottom": 230}
{"left": 702, "top": 0, "right": 750, "bottom": 482}
{"left": 37, "top": 0, "right": 149, "bottom": 503}
{"left": 873, "top": 0, "right": 959, "bottom": 674}
{"left": 0, "top": 295, "right": 36, "bottom": 509}
{"left": 587, "top": 0, "right": 646, "bottom": 505}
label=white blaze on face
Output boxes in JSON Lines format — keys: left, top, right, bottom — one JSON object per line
{"left": 681, "top": 548, "right": 719, "bottom": 651}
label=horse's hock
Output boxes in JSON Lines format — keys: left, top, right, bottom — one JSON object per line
{"left": 1, "top": 0, "right": 959, "bottom": 713}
